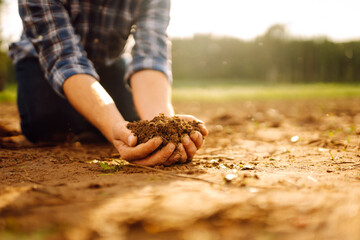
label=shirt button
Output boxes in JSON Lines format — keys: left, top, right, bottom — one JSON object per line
{"left": 93, "top": 38, "right": 99, "bottom": 43}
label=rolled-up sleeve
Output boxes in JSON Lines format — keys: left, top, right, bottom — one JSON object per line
{"left": 19, "top": 0, "right": 99, "bottom": 97}
{"left": 125, "top": 0, "right": 172, "bottom": 84}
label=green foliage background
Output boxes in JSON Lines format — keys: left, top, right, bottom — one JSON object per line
{"left": 172, "top": 25, "right": 360, "bottom": 83}
{"left": 0, "top": 24, "right": 359, "bottom": 91}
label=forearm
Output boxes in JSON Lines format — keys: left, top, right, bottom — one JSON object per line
{"left": 130, "top": 70, "right": 174, "bottom": 120}
{"left": 63, "top": 74, "right": 125, "bottom": 143}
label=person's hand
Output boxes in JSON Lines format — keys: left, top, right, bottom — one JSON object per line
{"left": 163, "top": 115, "right": 208, "bottom": 166}
{"left": 112, "top": 122, "right": 176, "bottom": 166}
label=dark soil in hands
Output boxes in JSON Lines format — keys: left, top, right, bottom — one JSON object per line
{"left": 127, "top": 114, "right": 201, "bottom": 147}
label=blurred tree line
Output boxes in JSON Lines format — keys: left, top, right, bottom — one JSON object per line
{"left": 0, "top": 46, "right": 14, "bottom": 91}
{"left": 0, "top": 24, "right": 359, "bottom": 90}
{"left": 172, "top": 25, "right": 360, "bottom": 83}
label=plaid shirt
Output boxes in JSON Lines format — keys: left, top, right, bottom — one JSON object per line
{"left": 9, "top": 0, "right": 172, "bottom": 97}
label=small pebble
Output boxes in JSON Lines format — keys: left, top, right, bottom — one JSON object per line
{"left": 291, "top": 136, "right": 299, "bottom": 143}
{"left": 241, "top": 165, "right": 255, "bottom": 170}
{"left": 224, "top": 174, "right": 237, "bottom": 182}
{"left": 219, "top": 163, "right": 228, "bottom": 169}
{"left": 248, "top": 187, "right": 259, "bottom": 193}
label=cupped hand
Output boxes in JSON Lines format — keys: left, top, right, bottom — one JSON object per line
{"left": 163, "top": 114, "right": 208, "bottom": 166}
{"left": 112, "top": 122, "right": 176, "bottom": 166}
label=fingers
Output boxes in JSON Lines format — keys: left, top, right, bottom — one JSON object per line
{"left": 176, "top": 114, "right": 203, "bottom": 123}
{"left": 181, "top": 131, "right": 204, "bottom": 162}
{"left": 177, "top": 143, "right": 188, "bottom": 163}
{"left": 113, "top": 122, "right": 137, "bottom": 147}
{"left": 163, "top": 143, "right": 188, "bottom": 165}
{"left": 163, "top": 151, "right": 181, "bottom": 166}
{"left": 190, "top": 131, "right": 204, "bottom": 149}
{"left": 176, "top": 114, "right": 208, "bottom": 137}
{"left": 182, "top": 135, "right": 197, "bottom": 161}
{"left": 198, "top": 123, "right": 209, "bottom": 137}
{"left": 132, "top": 143, "right": 176, "bottom": 166}
{"left": 114, "top": 137, "right": 162, "bottom": 161}
{"left": 127, "top": 134, "right": 137, "bottom": 147}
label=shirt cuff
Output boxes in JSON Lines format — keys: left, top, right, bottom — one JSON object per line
{"left": 124, "top": 56, "right": 173, "bottom": 87}
{"left": 48, "top": 56, "right": 100, "bottom": 98}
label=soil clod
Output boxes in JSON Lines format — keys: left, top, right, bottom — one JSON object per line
{"left": 127, "top": 114, "right": 201, "bottom": 147}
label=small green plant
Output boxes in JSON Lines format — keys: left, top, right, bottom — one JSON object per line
{"left": 347, "top": 125, "right": 355, "bottom": 135}
{"left": 99, "top": 162, "right": 121, "bottom": 173}
{"left": 0, "top": 84, "right": 17, "bottom": 103}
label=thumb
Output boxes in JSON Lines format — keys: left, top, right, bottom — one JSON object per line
{"left": 112, "top": 122, "right": 137, "bottom": 147}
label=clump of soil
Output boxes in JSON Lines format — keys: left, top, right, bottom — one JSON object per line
{"left": 127, "top": 114, "right": 201, "bottom": 147}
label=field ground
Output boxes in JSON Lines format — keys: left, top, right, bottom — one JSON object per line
{"left": 172, "top": 82, "right": 360, "bottom": 102}
{"left": 1, "top": 85, "right": 360, "bottom": 240}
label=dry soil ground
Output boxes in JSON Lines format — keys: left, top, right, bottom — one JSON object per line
{"left": 1, "top": 99, "right": 360, "bottom": 240}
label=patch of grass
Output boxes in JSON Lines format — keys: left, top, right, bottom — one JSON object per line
{"left": 2, "top": 81, "right": 360, "bottom": 103}
{"left": 98, "top": 173, "right": 114, "bottom": 176}
{"left": 99, "top": 161, "right": 123, "bottom": 173}
{"left": 0, "top": 225, "right": 59, "bottom": 240}
{"left": 0, "top": 231, "right": 50, "bottom": 240}
{"left": 100, "top": 162, "right": 115, "bottom": 171}
{"left": 172, "top": 81, "right": 360, "bottom": 102}
{"left": 0, "top": 84, "right": 16, "bottom": 102}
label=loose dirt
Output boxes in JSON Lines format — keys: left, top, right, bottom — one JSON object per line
{"left": 1, "top": 99, "right": 360, "bottom": 240}
{"left": 127, "top": 114, "right": 201, "bottom": 147}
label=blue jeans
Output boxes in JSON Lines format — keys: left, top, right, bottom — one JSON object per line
{"left": 16, "top": 57, "right": 139, "bottom": 143}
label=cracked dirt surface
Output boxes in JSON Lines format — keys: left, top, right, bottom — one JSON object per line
{"left": 1, "top": 99, "right": 360, "bottom": 240}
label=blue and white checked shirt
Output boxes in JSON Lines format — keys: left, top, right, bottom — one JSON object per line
{"left": 9, "top": 0, "right": 172, "bottom": 97}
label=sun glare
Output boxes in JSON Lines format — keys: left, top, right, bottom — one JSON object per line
{"left": 91, "top": 81, "right": 114, "bottom": 106}
{"left": 1, "top": 0, "right": 360, "bottom": 43}
{"left": 169, "top": 0, "right": 360, "bottom": 41}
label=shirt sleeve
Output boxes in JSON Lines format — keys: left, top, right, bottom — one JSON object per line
{"left": 125, "top": 0, "right": 172, "bottom": 84}
{"left": 19, "top": 0, "right": 99, "bottom": 97}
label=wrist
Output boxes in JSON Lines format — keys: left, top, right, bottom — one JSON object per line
{"left": 130, "top": 70, "right": 173, "bottom": 120}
